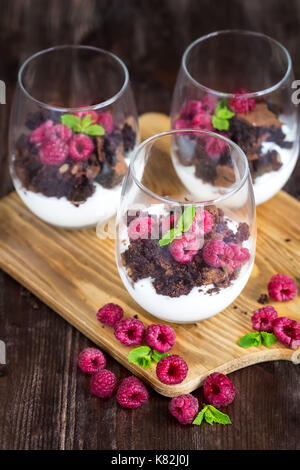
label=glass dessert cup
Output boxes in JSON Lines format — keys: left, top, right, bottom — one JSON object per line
{"left": 116, "top": 130, "right": 256, "bottom": 324}
{"left": 171, "top": 30, "right": 299, "bottom": 206}
{"left": 9, "top": 45, "right": 138, "bottom": 229}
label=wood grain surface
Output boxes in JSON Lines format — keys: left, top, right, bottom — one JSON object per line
{"left": 0, "top": 113, "right": 299, "bottom": 398}
{"left": 0, "top": 0, "right": 300, "bottom": 450}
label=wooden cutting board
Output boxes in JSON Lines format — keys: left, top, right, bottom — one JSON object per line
{"left": 0, "top": 113, "right": 299, "bottom": 397}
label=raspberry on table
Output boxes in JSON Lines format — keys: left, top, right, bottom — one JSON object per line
{"left": 98, "top": 112, "right": 114, "bottom": 134}
{"left": 146, "top": 324, "right": 176, "bottom": 353}
{"left": 29, "top": 120, "right": 53, "bottom": 144}
{"left": 116, "top": 376, "right": 149, "bottom": 408}
{"left": 169, "top": 394, "right": 199, "bottom": 425}
{"left": 97, "top": 303, "right": 124, "bottom": 327}
{"left": 128, "top": 216, "right": 156, "bottom": 240}
{"left": 180, "top": 100, "right": 204, "bottom": 119}
{"left": 251, "top": 305, "right": 278, "bottom": 332}
{"left": 169, "top": 234, "right": 200, "bottom": 264}
{"left": 39, "top": 136, "right": 69, "bottom": 165}
{"left": 228, "top": 88, "right": 256, "bottom": 114}
{"left": 114, "top": 317, "right": 145, "bottom": 346}
{"left": 77, "top": 347, "right": 106, "bottom": 374}
{"left": 156, "top": 354, "right": 188, "bottom": 385}
{"left": 272, "top": 317, "right": 300, "bottom": 349}
{"left": 203, "top": 372, "right": 235, "bottom": 408}
{"left": 69, "top": 133, "right": 94, "bottom": 161}
{"left": 268, "top": 274, "right": 298, "bottom": 301}
{"left": 90, "top": 369, "right": 117, "bottom": 398}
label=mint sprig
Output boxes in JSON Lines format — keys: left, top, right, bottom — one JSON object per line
{"left": 61, "top": 113, "right": 105, "bottom": 136}
{"left": 128, "top": 346, "right": 169, "bottom": 369}
{"left": 239, "top": 331, "right": 277, "bottom": 348}
{"left": 159, "top": 206, "right": 196, "bottom": 247}
{"left": 193, "top": 405, "right": 231, "bottom": 426}
{"left": 212, "top": 99, "right": 235, "bottom": 131}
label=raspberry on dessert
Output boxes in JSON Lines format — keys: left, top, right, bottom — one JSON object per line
{"left": 272, "top": 317, "right": 300, "bottom": 349}
{"left": 75, "top": 110, "right": 98, "bottom": 123}
{"left": 39, "top": 136, "right": 69, "bottom": 165}
{"left": 203, "top": 372, "right": 235, "bottom": 408}
{"left": 161, "top": 213, "right": 179, "bottom": 235}
{"left": 267, "top": 274, "right": 298, "bottom": 301}
{"left": 227, "top": 242, "right": 250, "bottom": 272}
{"left": 52, "top": 124, "right": 72, "bottom": 142}
{"left": 173, "top": 118, "right": 191, "bottom": 130}
{"left": 128, "top": 216, "right": 156, "bottom": 240}
{"left": 69, "top": 133, "right": 94, "bottom": 161}
{"left": 189, "top": 209, "right": 214, "bottom": 236}
{"left": 251, "top": 305, "right": 278, "bottom": 332}
{"left": 98, "top": 112, "right": 114, "bottom": 134}
{"left": 180, "top": 100, "right": 203, "bottom": 119}
{"left": 205, "top": 133, "right": 228, "bottom": 159}
{"left": 77, "top": 347, "right": 106, "bottom": 374}
{"left": 203, "top": 240, "right": 249, "bottom": 274}
{"left": 192, "top": 112, "right": 213, "bottom": 131}
{"left": 90, "top": 369, "right": 117, "bottom": 398}
{"left": 201, "top": 94, "right": 218, "bottom": 114}
{"left": 156, "top": 354, "right": 188, "bottom": 385}
{"left": 169, "top": 394, "right": 199, "bottom": 425}
{"left": 116, "top": 376, "right": 149, "bottom": 408}
{"left": 145, "top": 324, "right": 176, "bottom": 353}
{"left": 29, "top": 120, "right": 53, "bottom": 144}
{"left": 169, "top": 234, "right": 200, "bottom": 264}
{"left": 114, "top": 317, "right": 145, "bottom": 346}
{"left": 228, "top": 88, "right": 256, "bottom": 114}
{"left": 96, "top": 303, "right": 124, "bottom": 327}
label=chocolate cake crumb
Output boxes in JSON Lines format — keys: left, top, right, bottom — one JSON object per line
{"left": 257, "top": 293, "right": 268, "bottom": 304}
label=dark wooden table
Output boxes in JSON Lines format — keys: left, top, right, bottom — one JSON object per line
{"left": 0, "top": 0, "right": 299, "bottom": 450}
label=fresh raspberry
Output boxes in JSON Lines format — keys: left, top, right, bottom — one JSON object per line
{"left": 77, "top": 347, "right": 106, "bottom": 374}
{"left": 98, "top": 112, "right": 114, "bottom": 134}
{"left": 251, "top": 306, "right": 278, "bottom": 332}
{"left": 96, "top": 303, "right": 124, "bottom": 327}
{"left": 227, "top": 242, "right": 250, "bottom": 273}
{"left": 161, "top": 213, "right": 179, "bottom": 235}
{"left": 114, "top": 318, "right": 145, "bottom": 346}
{"left": 201, "top": 94, "right": 218, "bottom": 114}
{"left": 156, "top": 354, "right": 188, "bottom": 385}
{"left": 169, "top": 233, "right": 200, "bottom": 264}
{"left": 192, "top": 112, "right": 213, "bottom": 131}
{"left": 203, "top": 240, "right": 249, "bottom": 274}
{"left": 203, "top": 372, "right": 235, "bottom": 408}
{"left": 146, "top": 324, "right": 176, "bottom": 353}
{"left": 90, "top": 369, "right": 117, "bottom": 398}
{"left": 189, "top": 209, "right": 214, "bottom": 236}
{"left": 169, "top": 394, "right": 199, "bottom": 425}
{"left": 173, "top": 118, "right": 191, "bottom": 130}
{"left": 228, "top": 88, "right": 256, "bottom": 114}
{"left": 51, "top": 124, "right": 72, "bottom": 142}
{"left": 75, "top": 110, "right": 98, "bottom": 123}
{"left": 180, "top": 100, "right": 203, "bottom": 119}
{"left": 69, "top": 133, "right": 94, "bottom": 161}
{"left": 128, "top": 216, "right": 156, "bottom": 240}
{"left": 205, "top": 133, "right": 228, "bottom": 159}
{"left": 116, "top": 376, "right": 149, "bottom": 408}
{"left": 267, "top": 274, "right": 298, "bottom": 301}
{"left": 29, "top": 120, "right": 53, "bottom": 144}
{"left": 39, "top": 136, "right": 69, "bottom": 165}
{"left": 273, "top": 317, "right": 300, "bottom": 349}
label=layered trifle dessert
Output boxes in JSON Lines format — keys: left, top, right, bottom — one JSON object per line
{"left": 11, "top": 110, "right": 137, "bottom": 228}
{"left": 118, "top": 203, "right": 253, "bottom": 323}
{"left": 172, "top": 91, "right": 298, "bottom": 205}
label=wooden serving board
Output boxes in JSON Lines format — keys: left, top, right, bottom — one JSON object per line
{"left": 0, "top": 113, "right": 299, "bottom": 397}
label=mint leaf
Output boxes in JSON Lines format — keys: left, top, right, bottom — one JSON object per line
{"left": 239, "top": 332, "right": 262, "bottom": 348}
{"left": 192, "top": 406, "right": 207, "bottom": 426}
{"left": 212, "top": 115, "right": 229, "bottom": 131}
{"left": 204, "top": 408, "right": 214, "bottom": 425}
{"left": 81, "top": 114, "right": 94, "bottom": 129}
{"left": 207, "top": 405, "right": 231, "bottom": 425}
{"left": 151, "top": 350, "right": 170, "bottom": 363}
{"left": 158, "top": 206, "right": 196, "bottom": 247}
{"left": 84, "top": 124, "right": 105, "bottom": 136}
{"left": 261, "top": 331, "right": 277, "bottom": 348}
{"left": 61, "top": 114, "right": 81, "bottom": 131}
{"left": 128, "top": 346, "right": 152, "bottom": 369}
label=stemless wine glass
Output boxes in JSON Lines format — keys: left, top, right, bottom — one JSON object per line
{"left": 116, "top": 129, "right": 256, "bottom": 324}
{"left": 9, "top": 45, "right": 138, "bottom": 229}
{"left": 171, "top": 30, "right": 299, "bottom": 205}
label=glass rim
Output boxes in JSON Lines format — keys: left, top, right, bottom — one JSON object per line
{"left": 182, "top": 29, "right": 292, "bottom": 98}
{"left": 129, "top": 129, "right": 250, "bottom": 206}
{"left": 18, "top": 44, "right": 130, "bottom": 112}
